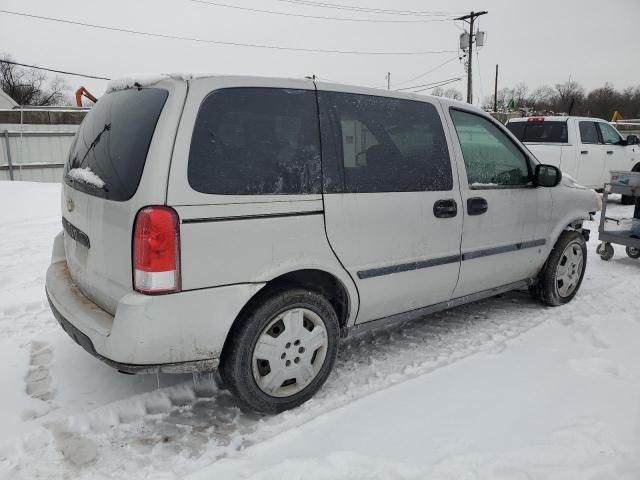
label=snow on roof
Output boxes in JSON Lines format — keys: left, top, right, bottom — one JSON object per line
{"left": 507, "top": 116, "right": 570, "bottom": 122}
{"left": 105, "top": 73, "right": 207, "bottom": 93}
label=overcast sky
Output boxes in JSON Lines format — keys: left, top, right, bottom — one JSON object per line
{"left": 1, "top": 0, "right": 638, "bottom": 105}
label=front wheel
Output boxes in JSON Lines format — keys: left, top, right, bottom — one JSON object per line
{"left": 532, "top": 231, "right": 587, "bottom": 306}
{"left": 220, "top": 288, "right": 339, "bottom": 414}
{"left": 597, "top": 242, "right": 614, "bottom": 261}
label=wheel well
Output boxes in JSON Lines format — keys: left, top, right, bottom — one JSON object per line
{"left": 225, "top": 270, "right": 351, "bottom": 347}
{"left": 265, "top": 270, "right": 350, "bottom": 332}
{"left": 633, "top": 163, "right": 640, "bottom": 172}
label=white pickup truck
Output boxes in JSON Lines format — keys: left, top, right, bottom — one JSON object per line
{"left": 506, "top": 116, "right": 640, "bottom": 203}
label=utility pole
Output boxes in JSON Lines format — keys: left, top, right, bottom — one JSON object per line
{"left": 386, "top": 72, "right": 391, "bottom": 90}
{"left": 494, "top": 64, "right": 499, "bottom": 112}
{"left": 455, "top": 10, "right": 488, "bottom": 104}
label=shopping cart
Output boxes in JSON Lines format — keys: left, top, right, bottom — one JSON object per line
{"left": 597, "top": 170, "right": 640, "bottom": 261}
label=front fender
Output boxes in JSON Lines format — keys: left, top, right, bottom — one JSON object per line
{"left": 548, "top": 185, "right": 597, "bottom": 249}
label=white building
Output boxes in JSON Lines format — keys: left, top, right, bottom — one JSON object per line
{"left": 0, "top": 89, "right": 18, "bottom": 109}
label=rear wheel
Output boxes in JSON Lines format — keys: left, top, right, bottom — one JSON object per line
{"left": 531, "top": 231, "right": 587, "bottom": 306}
{"left": 220, "top": 288, "right": 339, "bottom": 414}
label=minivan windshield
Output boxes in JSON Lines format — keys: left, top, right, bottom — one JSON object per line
{"left": 507, "top": 120, "right": 568, "bottom": 143}
{"left": 64, "top": 88, "right": 168, "bottom": 201}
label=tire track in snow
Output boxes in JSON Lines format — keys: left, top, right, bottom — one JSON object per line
{"left": 5, "top": 290, "right": 566, "bottom": 479}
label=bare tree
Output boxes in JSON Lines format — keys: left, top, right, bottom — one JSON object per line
{"left": 585, "top": 82, "right": 620, "bottom": 120}
{"left": 553, "top": 80, "right": 585, "bottom": 115}
{"left": 497, "top": 87, "right": 514, "bottom": 110}
{"left": 431, "top": 87, "right": 463, "bottom": 100}
{"left": 483, "top": 80, "right": 640, "bottom": 120}
{"left": 620, "top": 86, "right": 640, "bottom": 119}
{"left": 442, "top": 88, "right": 463, "bottom": 100}
{"left": 513, "top": 82, "right": 529, "bottom": 107}
{"left": 481, "top": 87, "right": 514, "bottom": 112}
{"left": 0, "top": 55, "right": 71, "bottom": 106}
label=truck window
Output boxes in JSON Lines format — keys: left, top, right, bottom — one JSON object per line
{"left": 597, "top": 123, "right": 623, "bottom": 145}
{"left": 318, "top": 92, "right": 452, "bottom": 193}
{"left": 451, "top": 109, "right": 530, "bottom": 187}
{"left": 578, "top": 122, "right": 600, "bottom": 144}
{"left": 188, "top": 88, "right": 322, "bottom": 195}
{"left": 507, "top": 121, "right": 567, "bottom": 143}
{"left": 505, "top": 121, "right": 525, "bottom": 140}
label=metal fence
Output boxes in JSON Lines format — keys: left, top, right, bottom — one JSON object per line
{"left": 0, "top": 107, "right": 87, "bottom": 183}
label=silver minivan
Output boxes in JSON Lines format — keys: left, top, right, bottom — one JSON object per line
{"left": 46, "top": 75, "right": 598, "bottom": 413}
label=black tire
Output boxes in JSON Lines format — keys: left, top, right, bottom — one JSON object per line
{"left": 626, "top": 246, "right": 640, "bottom": 259}
{"left": 597, "top": 242, "right": 614, "bottom": 261}
{"left": 219, "top": 288, "right": 339, "bottom": 414}
{"left": 531, "top": 231, "right": 587, "bottom": 306}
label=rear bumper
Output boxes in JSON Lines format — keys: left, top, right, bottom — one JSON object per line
{"left": 45, "top": 257, "right": 264, "bottom": 374}
{"left": 46, "top": 291, "right": 216, "bottom": 374}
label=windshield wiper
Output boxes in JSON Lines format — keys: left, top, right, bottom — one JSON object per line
{"left": 76, "top": 123, "right": 111, "bottom": 169}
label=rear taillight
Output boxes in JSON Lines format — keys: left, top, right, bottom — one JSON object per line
{"left": 133, "top": 206, "right": 181, "bottom": 294}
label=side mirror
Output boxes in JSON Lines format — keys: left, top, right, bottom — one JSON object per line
{"left": 626, "top": 134, "right": 639, "bottom": 146}
{"left": 535, "top": 164, "right": 562, "bottom": 187}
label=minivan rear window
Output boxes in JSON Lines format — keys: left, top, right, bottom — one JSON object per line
{"left": 64, "top": 88, "right": 168, "bottom": 201}
{"left": 506, "top": 121, "right": 568, "bottom": 143}
{"left": 188, "top": 88, "right": 321, "bottom": 195}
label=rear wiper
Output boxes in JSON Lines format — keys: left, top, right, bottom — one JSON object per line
{"left": 76, "top": 123, "right": 111, "bottom": 169}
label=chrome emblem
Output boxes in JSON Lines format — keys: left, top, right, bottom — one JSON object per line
{"left": 66, "top": 196, "right": 74, "bottom": 212}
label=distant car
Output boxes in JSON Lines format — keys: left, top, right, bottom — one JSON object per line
{"left": 506, "top": 116, "right": 640, "bottom": 203}
{"left": 46, "top": 75, "right": 598, "bottom": 414}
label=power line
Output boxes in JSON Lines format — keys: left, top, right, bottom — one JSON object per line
{"left": 271, "top": 0, "right": 464, "bottom": 17}
{"left": 0, "top": 59, "right": 111, "bottom": 80}
{"left": 189, "top": 0, "right": 456, "bottom": 22}
{"left": 384, "top": 56, "right": 460, "bottom": 88}
{"left": 0, "top": 10, "right": 457, "bottom": 56}
{"left": 395, "top": 76, "right": 461, "bottom": 91}
{"left": 411, "top": 77, "right": 462, "bottom": 93}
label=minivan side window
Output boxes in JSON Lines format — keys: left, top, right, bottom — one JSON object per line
{"left": 319, "top": 92, "right": 452, "bottom": 193}
{"left": 597, "top": 122, "right": 623, "bottom": 145}
{"left": 450, "top": 109, "right": 531, "bottom": 187}
{"left": 188, "top": 88, "right": 321, "bottom": 195}
{"left": 579, "top": 121, "right": 600, "bottom": 144}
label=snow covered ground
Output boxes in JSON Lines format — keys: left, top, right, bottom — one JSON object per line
{"left": 1, "top": 181, "right": 639, "bottom": 480}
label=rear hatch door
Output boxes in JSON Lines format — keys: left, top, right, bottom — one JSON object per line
{"left": 62, "top": 80, "right": 186, "bottom": 314}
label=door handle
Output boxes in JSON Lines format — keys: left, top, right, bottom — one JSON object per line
{"left": 467, "top": 197, "right": 488, "bottom": 216}
{"left": 606, "top": 150, "right": 614, "bottom": 155}
{"left": 433, "top": 199, "right": 457, "bottom": 218}
{"left": 580, "top": 150, "right": 588, "bottom": 154}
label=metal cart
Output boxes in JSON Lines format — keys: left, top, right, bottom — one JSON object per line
{"left": 597, "top": 170, "right": 640, "bottom": 261}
